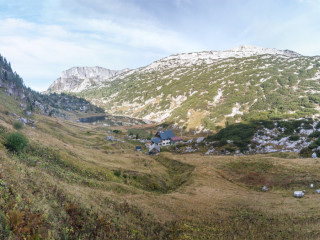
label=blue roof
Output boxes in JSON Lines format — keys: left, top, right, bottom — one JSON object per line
{"left": 136, "top": 146, "right": 142, "bottom": 149}
{"left": 158, "top": 130, "right": 175, "bottom": 140}
{"left": 151, "top": 137, "right": 161, "bottom": 144}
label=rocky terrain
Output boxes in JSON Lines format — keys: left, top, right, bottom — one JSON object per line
{"left": 46, "top": 66, "right": 129, "bottom": 93}
{"left": 204, "top": 118, "right": 320, "bottom": 157}
{"left": 47, "top": 46, "right": 320, "bottom": 131}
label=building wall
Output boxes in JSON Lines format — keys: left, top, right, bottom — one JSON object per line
{"left": 159, "top": 140, "right": 171, "bottom": 146}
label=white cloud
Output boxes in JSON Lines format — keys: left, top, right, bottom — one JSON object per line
{"left": 0, "top": 17, "right": 202, "bottom": 91}
{"left": 69, "top": 18, "right": 202, "bottom": 52}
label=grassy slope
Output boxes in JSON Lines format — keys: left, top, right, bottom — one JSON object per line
{"left": 2, "top": 89, "right": 320, "bottom": 239}
{"left": 78, "top": 54, "right": 320, "bottom": 130}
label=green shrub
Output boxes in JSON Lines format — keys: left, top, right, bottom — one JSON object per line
{"left": 13, "top": 121, "right": 23, "bottom": 130}
{"left": 113, "top": 130, "right": 122, "bottom": 134}
{"left": 260, "top": 120, "right": 274, "bottom": 130}
{"left": 308, "top": 142, "right": 318, "bottom": 149}
{"left": 208, "top": 123, "right": 257, "bottom": 144}
{"left": 5, "top": 132, "right": 28, "bottom": 153}
{"left": 289, "top": 135, "right": 300, "bottom": 141}
{"left": 114, "top": 170, "right": 121, "bottom": 177}
{"left": 300, "top": 147, "right": 312, "bottom": 158}
{"left": 308, "top": 131, "right": 320, "bottom": 138}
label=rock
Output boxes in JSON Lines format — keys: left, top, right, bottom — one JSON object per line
{"left": 105, "top": 136, "right": 114, "bottom": 141}
{"left": 310, "top": 184, "right": 314, "bottom": 188}
{"left": 293, "top": 191, "right": 304, "bottom": 198}
{"left": 47, "top": 67, "right": 130, "bottom": 94}
{"left": 316, "top": 189, "right": 320, "bottom": 194}
{"left": 312, "top": 152, "right": 317, "bottom": 158}
{"left": 262, "top": 186, "right": 268, "bottom": 192}
{"left": 20, "top": 118, "right": 28, "bottom": 124}
{"left": 205, "top": 149, "right": 215, "bottom": 155}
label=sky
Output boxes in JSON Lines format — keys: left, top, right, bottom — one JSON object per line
{"left": 0, "top": 0, "right": 320, "bottom": 92}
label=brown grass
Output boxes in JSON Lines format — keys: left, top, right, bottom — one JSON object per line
{"left": 1, "top": 108, "right": 320, "bottom": 238}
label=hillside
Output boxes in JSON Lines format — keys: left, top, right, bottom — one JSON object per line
{"left": 3, "top": 53, "right": 320, "bottom": 239}
{"left": 2, "top": 92, "right": 320, "bottom": 239}
{"left": 52, "top": 45, "right": 320, "bottom": 131}
{"left": 0, "top": 54, "right": 104, "bottom": 120}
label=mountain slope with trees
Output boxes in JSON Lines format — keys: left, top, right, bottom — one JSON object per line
{"left": 48, "top": 46, "right": 320, "bottom": 131}
{"left": 0, "top": 54, "right": 104, "bottom": 119}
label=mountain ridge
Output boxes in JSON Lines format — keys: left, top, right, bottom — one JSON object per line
{"left": 46, "top": 66, "right": 129, "bottom": 94}
{"left": 47, "top": 46, "right": 320, "bottom": 130}
{"left": 47, "top": 45, "right": 303, "bottom": 94}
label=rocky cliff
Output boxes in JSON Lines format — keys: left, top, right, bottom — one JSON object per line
{"left": 46, "top": 66, "right": 129, "bottom": 93}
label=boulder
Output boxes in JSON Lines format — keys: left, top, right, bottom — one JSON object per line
{"left": 293, "top": 191, "right": 304, "bottom": 198}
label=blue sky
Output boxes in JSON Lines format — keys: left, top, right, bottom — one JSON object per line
{"left": 0, "top": 0, "right": 319, "bottom": 91}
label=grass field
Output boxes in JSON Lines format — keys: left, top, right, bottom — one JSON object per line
{"left": 1, "top": 98, "right": 320, "bottom": 239}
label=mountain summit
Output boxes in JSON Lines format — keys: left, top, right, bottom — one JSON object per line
{"left": 46, "top": 66, "right": 129, "bottom": 94}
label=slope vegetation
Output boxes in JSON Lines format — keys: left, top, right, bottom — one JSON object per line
{"left": 2, "top": 106, "right": 320, "bottom": 238}
{"left": 72, "top": 46, "right": 320, "bottom": 130}
{"left": 0, "top": 53, "right": 104, "bottom": 120}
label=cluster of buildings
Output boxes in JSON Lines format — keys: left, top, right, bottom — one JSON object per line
{"left": 105, "top": 129, "right": 184, "bottom": 155}
{"left": 148, "top": 130, "right": 182, "bottom": 154}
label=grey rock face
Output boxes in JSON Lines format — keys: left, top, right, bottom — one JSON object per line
{"left": 46, "top": 66, "right": 129, "bottom": 93}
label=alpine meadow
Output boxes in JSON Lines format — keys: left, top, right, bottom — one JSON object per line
{"left": 2, "top": 0, "right": 320, "bottom": 239}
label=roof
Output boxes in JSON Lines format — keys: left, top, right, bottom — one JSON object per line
{"left": 158, "top": 130, "right": 175, "bottom": 140}
{"left": 149, "top": 143, "right": 160, "bottom": 152}
{"left": 171, "top": 137, "right": 182, "bottom": 141}
{"left": 196, "top": 137, "right": 205, "bottom": 143}
{"left": 151, "top": 137, "right": 161, "bottom": 144}
{"left": 136, "top": 146, "right": 142, "bottom": 149}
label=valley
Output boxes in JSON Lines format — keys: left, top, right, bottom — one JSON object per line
{"left": 1, "top": 85, "right": 320, "bottom": 239}
{"left": 1, "top": 47, "right": 320, "bottom": 239}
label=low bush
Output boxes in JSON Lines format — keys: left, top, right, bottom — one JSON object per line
{"left": 5, "top": 132, "right": 28, "bottom": 153}
{"left": 308, "top": 131, "right": 320, "bottom": 138}
{"left": 289, "top": 135, "right": 300, "bottom": 141}
{"left": 300, "top": 147, "right": 313, "bottom": 158}
{"left": 114, "top": 170, "right": 121, "bottom": 177}
{"left": 13, "top": 121, "right": 23, "bottom": 130}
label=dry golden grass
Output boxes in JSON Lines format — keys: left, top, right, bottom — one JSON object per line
{"left": 2, "top": 109, "right": 320, "bottom": 238}
{"left": 186, "top": 109, "right": 208, "bottom": 131}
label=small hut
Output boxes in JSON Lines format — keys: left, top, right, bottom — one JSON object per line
{"left": 149, "top": 144, "right": 160, "bottom": 155}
